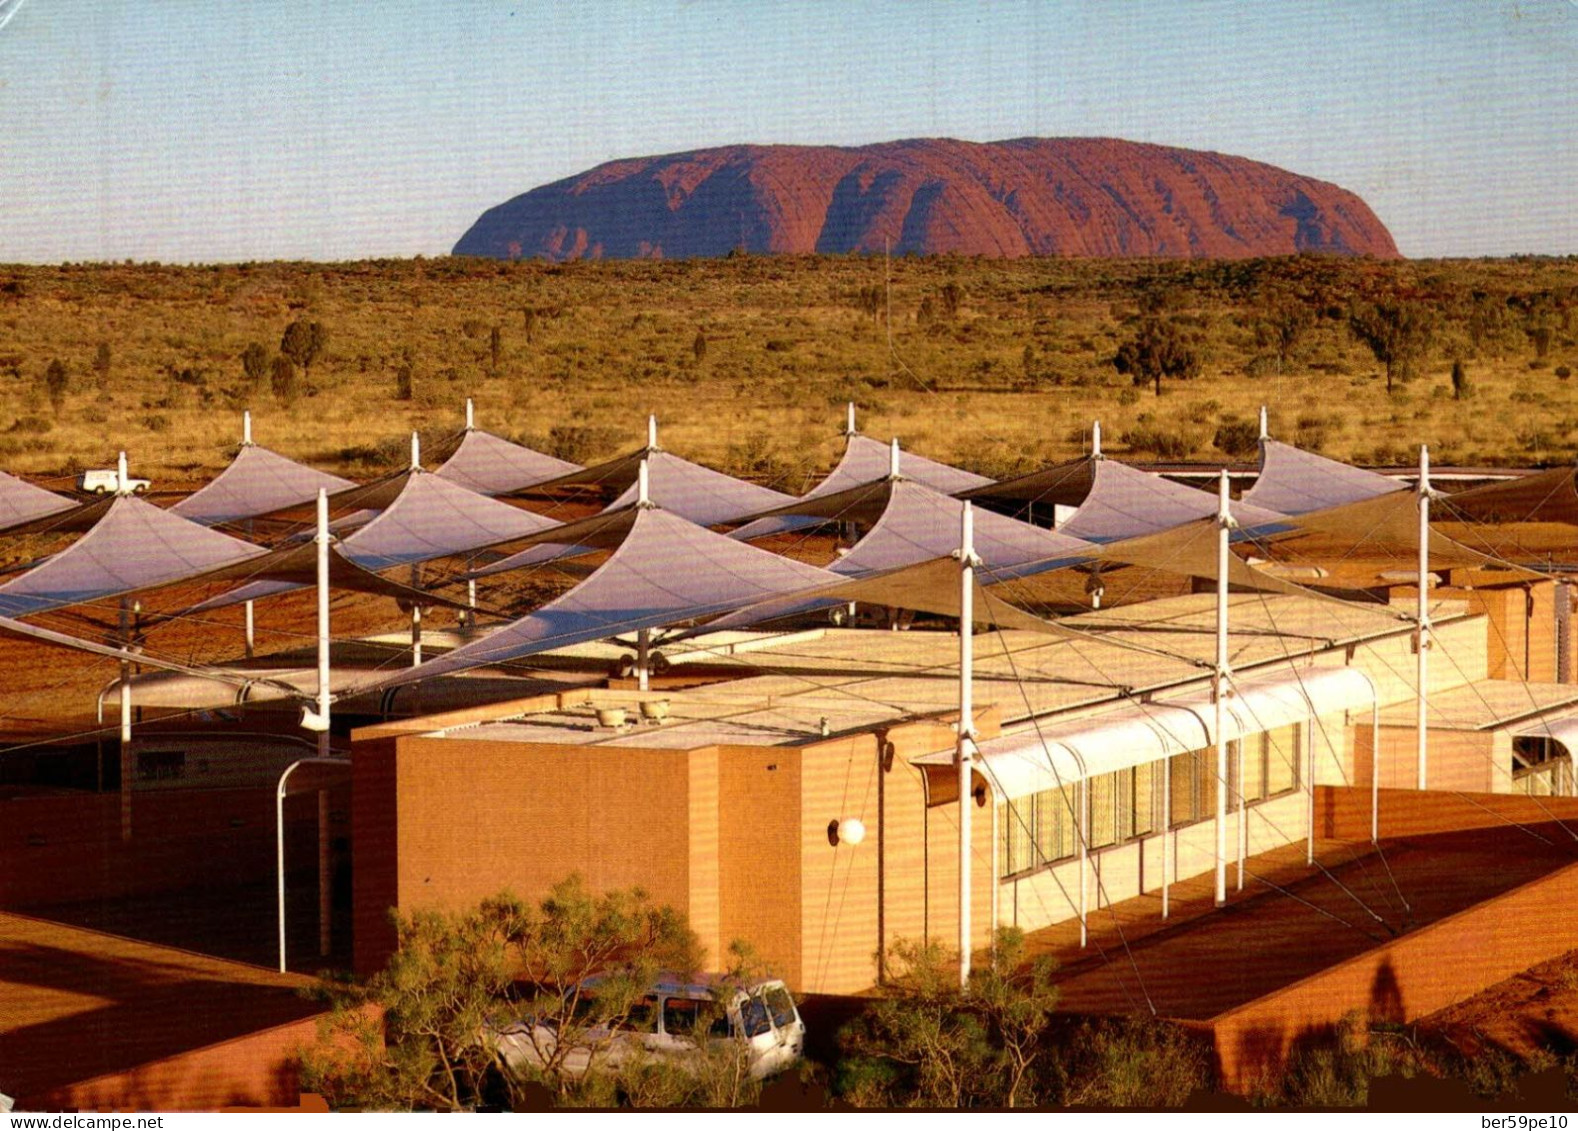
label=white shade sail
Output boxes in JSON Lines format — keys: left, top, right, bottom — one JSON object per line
{"left": 1059, "top": 458, "right": 1288, "bottom": 543}
{"left": 0, "top": 496, "right": 268, "bottom": 618}
{"left": 1241, "top": 439, "right": 1403, "bottom": 516}
{"left": 171, "top": 444, "right": 355, "bottom": 526}
{"left": 434, "top": 429, "right": 581, "bottom": 496}
{"left": 0, "top": 470, "right": 75, "bottom": 533}
{"left": 358, "top": 506, "right": 840, "bottom": 690}
{"left": 732, "top": 434, "right": 994, "bottom": 539}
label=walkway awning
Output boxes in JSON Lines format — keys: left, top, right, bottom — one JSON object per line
{"left": 1514, "top": 714, "right": 1578, "bottom": 756}
{"left": 1170, "top": 666, "right": 1378, "bottom": 744}
{"left": 913, "top": 703, "right": 1208, "bottom": 803}
{"left": 913, "top": 664, "right": 1376, "bottom": 802}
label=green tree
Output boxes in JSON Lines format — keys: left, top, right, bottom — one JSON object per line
{"left": 301, "top": 878, "right": 701, "bottom": 1111}
{"left": 270, "top": 355, "right": 297, "bottom": 406}
{"left": 241, "top": 342, "right": 270, "bottom": 392}
{"left": 43, "top": 359, "right": 68, "bottom": 414}
{"left": 1348, "top": 300, "right": 1433, "bottom": 393}
{"left": 838, "top": 930, "right": 1060, "bottom": 1108}
{"left": 1113, "top": 318, "right": 1202, "bottom": 396}
{"left": 940, "top": 281, "right": 964, "bottom": 319}
{"left": 92, "top": 342, "right": 112, "bottom": 387}
{"left": 1253, "top": 295, "right": 1314, "bottom": 374}
{"left": 281, "top": 318, "right": 327, "bottom": 385}
{"left": 489, "top": 324, "right": 503, "bottom": 376}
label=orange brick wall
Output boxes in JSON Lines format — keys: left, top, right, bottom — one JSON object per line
{"left": 717, "top": 745, "right": 803, "bottom": 983}
{"left": 1316, "top": 784, "right": 1578, "bottom": 841}
{"left": 353, "top": 733, "right": 702, "bottom": 976}
{"left": 798, "top": 734, "right": 881, "bottom": 994}
{"left": 1208, "top": 857, "right": 1578, "bottom": 1092}
{"left": 26, "top": 1012, "right": 326, "bottom": 1113}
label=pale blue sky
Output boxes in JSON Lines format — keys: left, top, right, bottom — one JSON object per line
{"left": 2, "top": 0, "right": 1574, "bottom": 262}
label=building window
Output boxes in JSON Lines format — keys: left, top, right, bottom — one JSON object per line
{"left": 1001, "top": 727, "right": 1305, "bottom": 880}
{"left": 1087, "top": 765, "right": 1161, "bottom": 853}
{"left": 1000, "top": 783, "right": 1077, "bottom": 878}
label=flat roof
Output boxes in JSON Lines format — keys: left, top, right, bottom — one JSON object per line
{"left": 417, "top": 592, "right": 1468, "bottom": 751}
{"left": 1378, "top": 680, "right": 1578, "bottom": 732}
{"left": 0, "top": 911, "right": 318, "bottom": 1102}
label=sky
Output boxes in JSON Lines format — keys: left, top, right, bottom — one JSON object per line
{"left": 1, "top": 0, "right": 1575, "bottom": 263}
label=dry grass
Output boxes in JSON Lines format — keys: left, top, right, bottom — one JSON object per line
{"left": 0, "top": 254, "right": 1574, "bottom": 492}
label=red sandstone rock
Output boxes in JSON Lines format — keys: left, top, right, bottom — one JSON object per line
{"left": 454, "top": 137, "right": 1399, "bottom": 261}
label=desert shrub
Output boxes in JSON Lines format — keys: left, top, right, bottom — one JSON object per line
{"left": 1451, "top": 358, "right": 1471, "bottom": 400}
{"left": 92, "top": 342, "right": 112, "bottom": 387}
{"left": 1244, "top": 354, "right": 1282, "bottom": 379}
{"left": 1294, "top": 414, "right": 1331, "bottom": 451}
{"left": 1122, "top": 425, "right": 1196, "bottom": 460}
{"left": 241, "top": 342, "right": 269, "bottom": 390}
{"left": 1212, "top": 419, "right": 1260, "bottom": 458}
{"left": 1050, "top": 1015, "right": 1214, "bottom": 1108}
{"left": 543, "top": 423, "right": 624, "bottom": 464}
{"left": 1558, "top": 365, "right": 1572, "bottom": 380}
{"left": 43, "top": 359, "right": 68, "bottom": 414}
{"left": 9, "top": 415, "right": 52, "bottom": 435}
{"left": 1269, "top": 1014, "right": 1434, "bottom": 1108}
{"left": 837, "top": 930, "right": 1060, "bottom": 1109}
{"left": 143, "top": 414, "right": 171, "bottom": 433}
{"left": 270, "top": 356, "right": 297, "bottom": 406}
{"left": 1117, "top": 387, "right": 1140, "bottom": 406}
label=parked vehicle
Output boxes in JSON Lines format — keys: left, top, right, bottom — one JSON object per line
{"left": 494, "top": 974, "right": 805, "bottom": 1082}
{"left": 77, "top": 468, "right": 150, "bottom": 495}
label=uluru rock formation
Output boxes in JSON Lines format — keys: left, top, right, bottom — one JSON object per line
{"left": 454, "top": 137, "right": 1398, "bottom": 262}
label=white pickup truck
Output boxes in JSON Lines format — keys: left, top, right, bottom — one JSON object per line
{"left": 76, "top": 469, "right": 151, "bottom": 495}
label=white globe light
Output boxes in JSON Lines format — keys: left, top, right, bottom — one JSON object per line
{"left": 837, "top": 817, "right": 867, "bottom": 846}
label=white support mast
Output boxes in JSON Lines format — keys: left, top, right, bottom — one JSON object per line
{"left": 845, "top": 401, "right": 857, "bottom": 438}
{"left": 636, "top": 460, "right": 654, "bottom": 692}
{"left": 312, "top": 489, "right": 332, "bottom": 758}
{"left": 1091, "top": 420, "right": 1102, "bottom": 458}
{"left": 116, "top": 453, "right": 133, "bottom": 840}
{"left": 889, "top": 437, "right": 901, "bottom": 480}
{"left": 1417, "top": 445, "right": 1431, "bottom": 791}
{"left": 465, "top": 397, "right": 475, "bottom": 430}
{"left": 1258, "top": 405, "right": 1268, "bottom": 441}
{"left": 956, "top": 501, "right": 980, "bottom": 988}
{"left": 410, "top": 431, "right": 421, "bottom": 471}
{"left": 1214, "top": 470, "right": 1235, "bottom": 906}
{"left": 242, "top": 416, "right": 255, "bottom": 655}
{"left": 647, "top": 414, "right": 658, "bottom": 451}
{"left": 1371, "top": 697, "right": 1382, "bottom": 843}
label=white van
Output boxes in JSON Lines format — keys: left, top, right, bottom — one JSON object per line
{"left": 77, "top": 469, "right": 151, "bottom": 495}
{"left": 495, "top": 975, "right": 805, "bottom": 1083}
